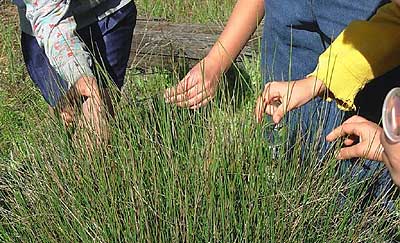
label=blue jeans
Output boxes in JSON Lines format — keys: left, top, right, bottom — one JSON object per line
{"left": 21, "top": 2, "right": 137, "bottom": 107}
{"left": 261, "top": 0, "right": 399, "bottom": 197}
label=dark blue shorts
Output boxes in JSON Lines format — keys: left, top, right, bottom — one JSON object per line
{"left": 21, "top": 2, "right": 137, "bottom": 107}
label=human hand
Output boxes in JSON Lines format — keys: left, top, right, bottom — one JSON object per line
{"left": 60, "top": 76, "right": 111, "bottom": 148}
{"left": 164, "top": 57, "right": 222, "bottom": 109}
{"left": 381, "top": 131, "right": 400, "bottom": 186}
{"left": 255, "top": 76, "right": 326, "bottom": 123}
{"left": 59, "top": 76, "right": 105, "bottom": 134}
{"left": 326, "top": 115, "right": 384, "bottom": 161}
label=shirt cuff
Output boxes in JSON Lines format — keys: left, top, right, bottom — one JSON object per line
{"left": 308, "top": 59, "right": 366, "bottom": 111}
{"left": 55, "top": 53, "right": 94, "bottom": 90}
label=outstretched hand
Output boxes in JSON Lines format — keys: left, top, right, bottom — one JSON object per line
{"left": 164, "top": 58, "right": 222, "bottom": 109}
{"left": 255, "top": 77, "right": 326, "bottom": 123}
{"left": 326, "top": 115, "right": 384, "bottom": 161}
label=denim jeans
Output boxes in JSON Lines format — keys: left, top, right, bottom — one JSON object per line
{"left": 261, "top": 0, "right": 399, "bottom": 197}
{"left": 21, "top": 1, "right": 137, "bottom": 107}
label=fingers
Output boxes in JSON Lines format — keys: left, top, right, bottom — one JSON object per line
{"left": 255, "top": 78, "right": 325, "bottom": 124}
{"left": 326, "top": 123, "right": 362, "bottom": 142}
{"left": 336, "top": 142, "right": 384, "bottom": 161}
{"left": 328, "top": 120, "right": 384, "bottom": 161}
{"left": 175, "top": 90, "right": 213, "bottom": 108}
{"left": 164, "top": 74, "right": 197, "bottom": 102}
{"left": 167, "top": 74, "right": 215, "bottom": 108}
{"left": 344, "top": 137, "right": 357, "bottom": 146}
{"left": 255, "top": 101, "right": 282, "bottom": 123}
{"left": 165, "top": 65, "right": 217, "bottom": 108}
{"left": 343, "top": 115, "right": 367, "bottom": 124}
{"left": 261, "top": 83, "right": 279, "bottom": 106}
{"left": 166, "top": 85, "right": 199, "bottom": 105}
{"left": 255, "top": 95, "right": 266, "bottom": 123}
{"left": 336, "top": 144, "right": 365, "bottom": 160}
{"left": 75, "top": 76, "right": 99, "bottom": 98}
{"left": 254, "top": 82, "right": 284, "bottom": 123}
{"left": 262, "top": 96, "right": 287, "bottom": 124}
{"left": 60, "top": 110, "right": 74, "bottom": 127}
{"left": 190, "top": 96, "right": 214, "bottom": 110}
{"left": 272, "top": 102, "right": 287, "bottom": 124}
{"left": 380, "top": 132, "right": 395, "bottom": 168}
{"left": 258, "top": 81, "right": 299, "bottom": 124}
{"left": 166, "top": 80, "right": 211, "bottom": 107}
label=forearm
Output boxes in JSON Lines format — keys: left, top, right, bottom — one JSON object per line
{"left": 309, "top": 2, "right": 400, "bottom": 111}
{"left": 206, "top": 0, "right": 265, "bottom": 73}
{"left": 25, "top": 0, "right": 93, "bottom": 88}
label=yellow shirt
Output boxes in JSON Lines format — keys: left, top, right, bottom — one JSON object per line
{"left": 309, "top": 2, "right": 400, "bottom": 111}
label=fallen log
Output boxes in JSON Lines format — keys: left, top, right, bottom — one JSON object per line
{"left": 129, "top": 17, "right": 262, "bottom": 72}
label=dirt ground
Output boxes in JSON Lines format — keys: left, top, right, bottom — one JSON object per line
{"left": 0, "top": 2, "right": 18, "bottom": 24}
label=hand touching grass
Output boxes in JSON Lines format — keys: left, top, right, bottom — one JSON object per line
{"left": 164, "top": 57, "right": 222, "bottom": 109}
{"left": 164, "top": 0, "right": 265, "bottom": 109}
{"left": 255, "top": 76, "right": 326, "bottom": 123}
{"left": 326, "top": 115, "right": 384, "bottom": 161}
{"left": 59, "top": 76, "right": 110, "bottom": 146}
{"left": 327, "top": 115, "right": 400, "bottom": 186}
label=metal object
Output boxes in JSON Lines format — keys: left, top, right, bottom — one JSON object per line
{"left": 268, "top": 100, "right": 285, "bottom": 160}
{"left": 382, "top": 87, "right": 400, "bottom": 143}
{"left": 270, "top": 122, "right": 284, "bottom": 160}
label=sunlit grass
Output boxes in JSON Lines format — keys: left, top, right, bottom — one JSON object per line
{"left": 136, "top": 0, "right": 235, "bottom": 23}
{"left": 0, "top": 1, "right": 399, "bottom": 242}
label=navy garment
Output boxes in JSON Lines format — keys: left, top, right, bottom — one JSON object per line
{"left": 21, "top": 1, "right": 137, "bottom": 107}
{"left": 262, "top": 0, "right": 399, "bottom": 195}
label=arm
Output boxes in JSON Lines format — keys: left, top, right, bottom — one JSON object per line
{"left": 24, "top": 0, "right": 93, "bottom": 89}
{"left": 205, "top": 0, "right": 265, "bottom": 75}
{"left": 309, "top": 2, "right": 400, "bottom": 111}
{"left": 255, "top": 2, "right": 400, "bottom": 123}
{"left": 165, "top": 0, "right": 265, "bottom": 109}
{"left": 25, "top": 1, "right": 108, "bottom": 142}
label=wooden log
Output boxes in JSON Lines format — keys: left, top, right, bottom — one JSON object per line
{"left": 129, "top": 17, "right": 262, "bottom": 72}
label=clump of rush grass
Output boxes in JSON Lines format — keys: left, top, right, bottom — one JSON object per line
{"left": 1, "top": 49, "right": 399, "bottom": 241}
{"left": 1, "top": 2, "right": 399, "bottom": 242}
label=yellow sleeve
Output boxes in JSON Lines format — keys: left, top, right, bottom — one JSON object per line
{"left": 309, "top": 3, "right": 400, "bottom": 111}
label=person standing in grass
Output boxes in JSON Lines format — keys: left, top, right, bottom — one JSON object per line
{"left": 255, "top": 1, "right": 400, "bottom": 186}
{"left": 164, "top": 0, "right": 399, "bottom": 197}
{"left": 12, "top": 0, "right": 137, "bottom": 144}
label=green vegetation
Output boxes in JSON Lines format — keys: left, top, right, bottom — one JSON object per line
{"left": 0, "top": 1, "right": 399, "bottom": 242}
{"left": 137, "top": 0, "right": 235, "bottom": 23}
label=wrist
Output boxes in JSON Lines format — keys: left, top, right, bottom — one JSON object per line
{"left": 206, "top": 47, "right": 233, "bottom": 74}
{"left": 306, "top": 76, "right": 327, "bottom": 98}
{"left": 75, "top": 76, "right": 99, "bottom": 97}
{"left": 203, "top": 55, "right": 226, "bottom": 78}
